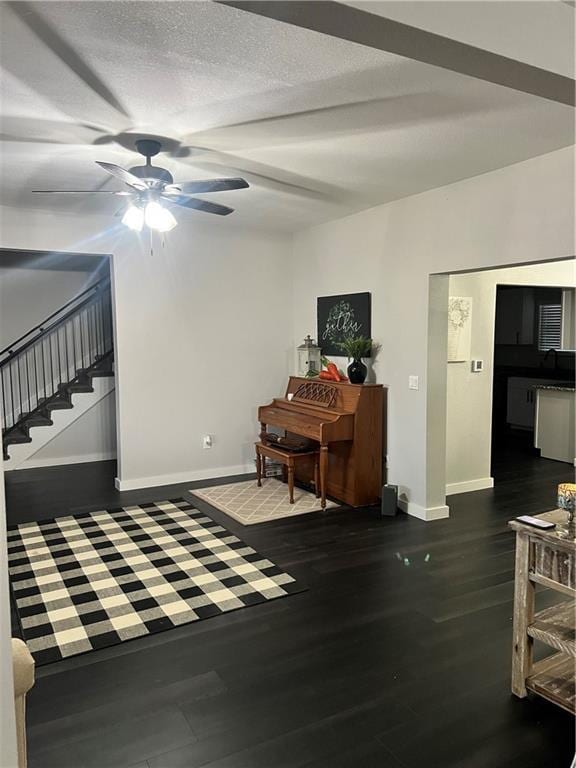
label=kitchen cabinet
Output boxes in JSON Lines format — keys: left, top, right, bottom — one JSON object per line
{"left": 534, "top": 386, "right": 576, "bottom": 463}
{"left": 507, "top": 377, "right": 559, "bottom": 429}
{"left": 495, "top": 287, "right": 535, "bottom": 345}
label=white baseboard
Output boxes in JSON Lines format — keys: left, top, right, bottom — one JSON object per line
{"left": 115, "top": 463, "right": 254, "bottom": 491}
{"left": 446, "top": 477, "right": 494, "bottom": 496}
{"left": 7, "top": 451, "right": 117, "bottom": 471}
{"left": 398, "top": 498, "right": 450, "bottom": 521}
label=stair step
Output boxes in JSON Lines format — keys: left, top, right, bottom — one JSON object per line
{"left": 4, "top": 429, "right": 32, "bottom": 447}
{"left": 60, "top": 382, "right": 94, "bottom": 394}
{"left": 38, "top": 396, "right": 73, "bottom": 411}
{"left": 78, "top": 366, "right": 114, "bottom": 379}
{"left": 23, "top": 414, "right": 53, "bottom": 428}
{"left": 89, "top": 370, "right": 114, "bottom": 378}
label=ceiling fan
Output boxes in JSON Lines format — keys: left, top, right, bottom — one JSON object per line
{"left": 32, "top": 139, "right": 249, "bottom": 232}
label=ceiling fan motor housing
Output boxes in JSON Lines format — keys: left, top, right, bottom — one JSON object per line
{"left": 129, "top": 139, "right": 173, "bottom": 185}
{"left": 135, "top": 139, "right": 162, "bottom": 158}
{"left": 128, "top": 164, "right": 174, "bottom": 185}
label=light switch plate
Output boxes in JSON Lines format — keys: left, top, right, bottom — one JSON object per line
{"left": 471, "top": 360, "right": 484, "bottom": 373}
{"left": 408, "top": 375, "right": 419, "bottom": 390}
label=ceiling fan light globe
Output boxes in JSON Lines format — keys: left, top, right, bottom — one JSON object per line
{"left": 122, "top": 205, "right": 144, "bottom": 231}
{"left": 144, "top": 201, "right": 177, "bottom": 232}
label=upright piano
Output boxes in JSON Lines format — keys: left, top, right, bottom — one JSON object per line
{"left": 258, "top": 376, "right": 384, "bottom": 507}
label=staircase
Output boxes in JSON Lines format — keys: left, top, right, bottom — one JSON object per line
{"left": 1, "top": 278, "right": 114, "bottom": 464}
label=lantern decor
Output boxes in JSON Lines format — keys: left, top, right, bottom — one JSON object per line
{"left": 297, "top": 335, "right": 322, "bottom": 378}
{"left": 557, "top": 483, "right": 576, "bottom": 539}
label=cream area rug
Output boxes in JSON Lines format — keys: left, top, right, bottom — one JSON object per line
{"left": 190, "top": 478, "right": 338, "bottom": 526}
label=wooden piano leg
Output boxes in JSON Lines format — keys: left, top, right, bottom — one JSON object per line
{"left": 314, "top": 456, "right": 320, "bottom": 499}
{"left": 320, "top": 445, "right": 328, "bottom": 510}
{"left": 256, "top": 448, "right": 262, "bottom": 487}
{"left": 287, "top": 459, "right": 295, "bottom": 504}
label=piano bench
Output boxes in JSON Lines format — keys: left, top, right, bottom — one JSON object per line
{"left": 255, "top": 442, "right": 324, "bottom": 508}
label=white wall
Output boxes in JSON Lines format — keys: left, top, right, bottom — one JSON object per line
{"left": 446, "top": 259, "right": 576, "bottom": 495}
{"left": 111, "top": 223, "right": 292, "bottom": 489}
{"left": 20, "top": 389, "right": 117, "bottom": 469}
{"left": 0, "top": 206, "right": 293, "bottom": 488}
{"left": 0, "top": 266, "right": 97, "bottom": 349}
{"left": 291, "top": 147, "right": 575, "bottom": 519}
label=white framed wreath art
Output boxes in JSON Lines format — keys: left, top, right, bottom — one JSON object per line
{"left": 447, "top": 296, "right": 472, "bottom": 362}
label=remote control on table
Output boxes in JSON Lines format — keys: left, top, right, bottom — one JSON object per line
{"left": 516, "top": 515, "right": 556, "bottom": 530}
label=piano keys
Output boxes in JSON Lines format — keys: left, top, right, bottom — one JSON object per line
{"left": 258, "top": 376, "right": 384, "bottom": 507}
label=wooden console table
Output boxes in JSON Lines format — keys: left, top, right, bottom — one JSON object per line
{"left": 509, "top": 510, "right": 575, "bottom": 714}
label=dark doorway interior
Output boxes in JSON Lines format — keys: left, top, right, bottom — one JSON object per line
{"left": 491, "top": 285, "right": 575, "bottom": 478}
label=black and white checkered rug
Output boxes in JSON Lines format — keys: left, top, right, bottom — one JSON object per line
{"left": 8, "top": 498, "right": 301, "bottom": 665}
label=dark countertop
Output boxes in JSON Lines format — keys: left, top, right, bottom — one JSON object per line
{"left": 532, "top": 384, "right": 575, "bottom": 392}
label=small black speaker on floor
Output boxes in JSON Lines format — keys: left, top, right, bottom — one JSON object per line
{"left": 381, "top": 484, "right": 398, "bottom": 517}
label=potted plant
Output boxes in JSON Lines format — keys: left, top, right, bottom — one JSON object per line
{"left": 337, "top": 336, "right": 374, "bottom": 384}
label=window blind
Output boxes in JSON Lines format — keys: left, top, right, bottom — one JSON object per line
{"left": 538, "top": 303, "right": 562, "bottom": 351}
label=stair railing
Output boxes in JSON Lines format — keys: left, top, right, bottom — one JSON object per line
{"left": 1, "top": 278, "right": 114, "bottom": 435}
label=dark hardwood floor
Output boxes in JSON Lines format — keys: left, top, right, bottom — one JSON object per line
{"left": 4, "top": 447, "right": 575, "bottom": 768}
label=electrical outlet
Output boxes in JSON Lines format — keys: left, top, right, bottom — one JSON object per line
{"left": 202, "top": 435, "right": 213, "bottom": 449}
{"left": 408, "top": 375, "right": 419, "bottom": 390}
{"left": 471, "top": 360, "right": 484, "bottom": 373}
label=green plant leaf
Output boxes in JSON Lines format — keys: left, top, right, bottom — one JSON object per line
{"left": 337, "top": 336, "right": 373, "bottom": 359}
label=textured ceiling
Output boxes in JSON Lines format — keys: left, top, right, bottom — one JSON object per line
{"left": 345, "top": 1, "right": 575, "bottom": 77}
{"left": 0, "top": 0, "right": 574, "bottom": 232}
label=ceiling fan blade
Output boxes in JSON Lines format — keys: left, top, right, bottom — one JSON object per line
{"left": 161, "top": 194, "right": 234, "bottom": 216}
{"left": 164, "top": 178, "right": 249, "bottom": 194}
{"left": 32, "top": 189, "right": 132, "bottom": 195}
{"left": 95, "top": 161, "right": 148, "bottom": 190}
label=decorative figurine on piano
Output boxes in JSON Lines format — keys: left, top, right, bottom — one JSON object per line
{"left": 297, "top": 335, "right": 322, "bottom": 378}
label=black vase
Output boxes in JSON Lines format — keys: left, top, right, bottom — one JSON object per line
{"left": 347, "top": 358, "right": 367, "bottom": 384}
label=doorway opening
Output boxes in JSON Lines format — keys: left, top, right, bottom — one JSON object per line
{"left": 0, "top": 248, "right": 117, "bottom": 515}
{"left": 492, "top": 284, "right": 575, "bottom": 480}
{"left": 439, "top": 258, "right": 575, "bottom": 503}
